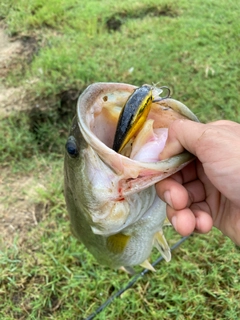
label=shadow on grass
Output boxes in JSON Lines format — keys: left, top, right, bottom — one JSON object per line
{"left": 105, "top": 3, "right": 179, "bottom": 32}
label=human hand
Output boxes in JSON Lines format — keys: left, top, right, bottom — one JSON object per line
{"left": 156, "top": 119, "right": 240, "bottom": 245}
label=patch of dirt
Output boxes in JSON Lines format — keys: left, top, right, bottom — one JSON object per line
{"left": 0, "top": 84, "right": 28, "bottom": 117}
{"left": 0, "top": 27, "right": 38, "bottom": 118}
{"left": 0, "top": 27, "right": 38, "bottom": 78}
{"left": 0, "top": 168, "right": 47, "bottom": 247}
{"left": 0, "top": 29, "right": 22, "bottom": 71}
{"left": 0, "top": 27, "right": 46, "bottom": 245}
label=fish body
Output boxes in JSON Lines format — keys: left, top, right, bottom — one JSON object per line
{"left": 64, "top": 82, "right": 199, "bottom": 269}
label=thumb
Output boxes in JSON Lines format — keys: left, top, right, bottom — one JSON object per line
{"left": 160, "top": 119, "right": 206, "bottom": 159}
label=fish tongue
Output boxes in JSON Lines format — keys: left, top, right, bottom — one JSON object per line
{"left": 129, "top": 119, "right": 168, "bottom": 162}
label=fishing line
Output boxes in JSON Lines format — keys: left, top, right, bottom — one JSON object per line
{"left": 83, "top": 236, "right": 190, "bottom": 320}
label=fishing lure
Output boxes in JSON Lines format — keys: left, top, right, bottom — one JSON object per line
{"left": 113, "top": 84, "right": 170, "bottom": 153}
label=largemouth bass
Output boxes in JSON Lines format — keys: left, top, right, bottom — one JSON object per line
{"left": 64, "top": 82, "right": 199, "bottom": 270}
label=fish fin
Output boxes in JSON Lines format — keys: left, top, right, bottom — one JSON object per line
{"left": 106, "top": 233, "right": 130, "bottom": 254}
{"left": 154, "top": 231, "right": 171, "bottom": 262}
{"left": 163, "top": 217, "right": 172, "bottom": 227}
{"left": 120, "top": 266, "right": 136, "bottom": 275}
{"left": 140, "top": 260, "right": 156, "bottom": 272}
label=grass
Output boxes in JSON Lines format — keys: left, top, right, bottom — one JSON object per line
{"left": 0, "top": 0, "right": 240, "bottom": 319}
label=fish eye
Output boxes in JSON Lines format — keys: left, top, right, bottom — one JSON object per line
{"left": 66, "top": 137, "right": 79, "bottom": 158}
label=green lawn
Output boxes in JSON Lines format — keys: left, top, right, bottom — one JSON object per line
{"left": 0, "top": 0, "right": 240, "bottom": 319}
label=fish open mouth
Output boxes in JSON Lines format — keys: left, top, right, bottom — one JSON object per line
{"left": 77, "top": 82, "right": 198, "bottom": 181}
{"left": 78, "top": 83, "right": 198, "bottom": 159}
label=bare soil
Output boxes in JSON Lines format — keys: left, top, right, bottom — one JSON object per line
{"left": 0, "top": 27, "right": 45, "bottom": 246}
{"left": 0, "top": 26, "right": 38, "bottom": 118}
{"left": 0, "top": 169, "right": 47, "bottom": 247}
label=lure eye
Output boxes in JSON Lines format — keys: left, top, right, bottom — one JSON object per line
{"left": 66, "top": 137, "right": 79, "bottom": 158}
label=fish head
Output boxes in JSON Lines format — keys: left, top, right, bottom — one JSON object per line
{"left": 64, "top": 82, "right": 199, "bottom": 269}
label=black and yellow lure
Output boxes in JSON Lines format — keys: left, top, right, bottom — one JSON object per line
{"left": 113, "top": 84, "right": 170, "bottom": 153}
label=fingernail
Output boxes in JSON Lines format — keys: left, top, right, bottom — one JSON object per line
{"left": 171, "top": 216, "right": 177, "bottom": 231}
{"left": 163, "top": 191, "right": 173, "bottom": 207}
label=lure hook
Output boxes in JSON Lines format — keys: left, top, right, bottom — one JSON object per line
{"left": 153, "top": 86, "right": 171, "bottom": 102}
